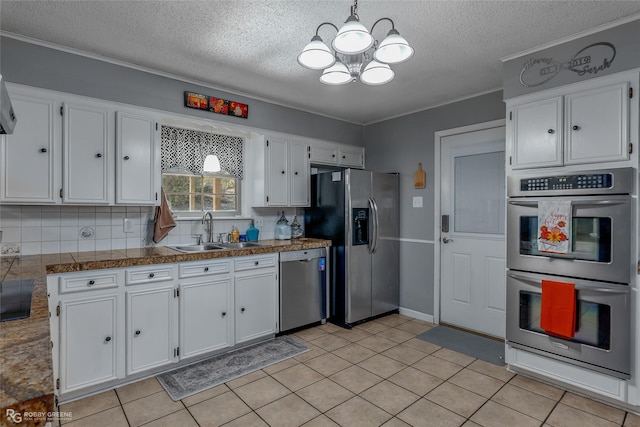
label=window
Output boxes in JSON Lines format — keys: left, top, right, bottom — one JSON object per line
{"left": 160, "top": 125, "right": 243, "bottom": 214}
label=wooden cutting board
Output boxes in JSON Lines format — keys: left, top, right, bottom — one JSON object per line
{"left": 414, "top": 163, "right": 426, "bottom": 188}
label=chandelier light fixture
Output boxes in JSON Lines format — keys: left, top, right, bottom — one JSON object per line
{"left": 297, "top": 0, "right": 414, "bottom": 85}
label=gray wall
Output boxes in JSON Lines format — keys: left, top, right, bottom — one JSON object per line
{"left": 363, "top": 91, "right": 505, "bottom": 316}
{"left": 0, "top": 37, "right": 363, "bottom": 146}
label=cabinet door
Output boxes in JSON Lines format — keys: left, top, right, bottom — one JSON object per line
{"left": 266, "top": 137, "right": 289, "bottom": 206}
{"left": 116, "top": 112, "right": 159, "bottom": 205}
{"left": 59, "top": 294, "right": 120, "bottom": 393}
{"left": 290, "top": 141, "right": 310, "bottom": 207}
{"left": 180, "top": 278, "right": 233, "bottom": 358}
{"left": 126, "top": 286, "right": 176, "bottom": 375}
{"left": 63, "top": 103, "right": 112, "bottom": 204}
{"left": 565, "top": 82, "right": 629, "bottom": 165}
{"left": 309, "top": 144, "right": 338, "bottom": 165}
{"left": 338, "top": 146, "right": 365, "bottom": 168}
{"left": 235, "top": 271, "right": 277, "bottom": 344}
{"left": 512, "top": 97, "right": 563, "bottom": 169}
{"left": 1, "top": 94, "right": 58, "bottom": 203}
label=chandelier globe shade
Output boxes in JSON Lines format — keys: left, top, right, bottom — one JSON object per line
{"left": 332, "top": 16, "right": 374, "bottom": 55}
{"left": 320, "top": 61, "right": 352, "bottom": 85}
{"left": 360, "top": 60, "right": 394, "bottom": 85}
{"left": 298, "top": 35, "right": 336, "bottom": 70}
{"left": 373, "top": 29, "right": 414, "bottom": 64}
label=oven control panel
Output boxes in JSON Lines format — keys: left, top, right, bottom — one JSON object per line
{"left": 520, "top": 173, "right": 613, "bottom": 191}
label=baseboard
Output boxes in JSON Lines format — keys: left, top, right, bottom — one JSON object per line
{"left": 399, "top": 307, "right": 434, "bottom": 323}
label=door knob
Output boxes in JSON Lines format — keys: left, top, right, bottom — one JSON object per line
{"left": 442, "top": 237, "right": 454, "bottom": 244}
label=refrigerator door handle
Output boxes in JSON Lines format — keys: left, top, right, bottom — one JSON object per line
{"left": 369, "top": 197, "right": 379, "bottom": 254}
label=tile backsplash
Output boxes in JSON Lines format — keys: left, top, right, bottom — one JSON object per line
{"left": 0, "top": 205, "right": 303, "bottom": 256}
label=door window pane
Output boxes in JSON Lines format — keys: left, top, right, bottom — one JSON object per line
{"left": 454, "top": 151, "right": 505, "bottom": 234}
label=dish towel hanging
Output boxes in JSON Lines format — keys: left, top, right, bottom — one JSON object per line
{"left": 153, "top": 188, "right": 176, "bottom": 243}
{"left": 540, "top": 279, "right": 576, "bottom": 339}
{"left": 537, "top": 200, "right": 571, "bottom": 254}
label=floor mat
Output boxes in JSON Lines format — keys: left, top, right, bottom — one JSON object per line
{"left": 157, "top": 336, "right": 308, "bottom": 400}
{"left": 416, "top": 325, "right": 505, "bottom": 366}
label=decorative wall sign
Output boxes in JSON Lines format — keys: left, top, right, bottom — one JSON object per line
{"left": 519, "top": 42, "right": 616, "bottom": 88}
{"left": 184, "top": 91, "right": 248, "bottom": 119}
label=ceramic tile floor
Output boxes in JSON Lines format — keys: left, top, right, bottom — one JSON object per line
{"left": 58, "top": 314, "right": 640, "bottom": 427}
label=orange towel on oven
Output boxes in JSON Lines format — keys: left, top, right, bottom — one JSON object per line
{"left": 540, "top": 279, "right": 576, "bottom": 339}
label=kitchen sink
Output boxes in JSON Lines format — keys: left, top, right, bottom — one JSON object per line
{"left": 217, "top": 242, "right": 263, "bottom": 249}
{"left": 170, "top": 244, "right": 225, "bottom": 252}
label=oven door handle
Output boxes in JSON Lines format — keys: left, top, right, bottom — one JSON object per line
{"left": 508, "top": 200, "right": 627, "bottom": 207}
{"left": 507, "top": 272, "right": 629, "bottom": 294}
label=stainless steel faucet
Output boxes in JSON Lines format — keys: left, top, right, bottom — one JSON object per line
{"left": 202, "top": 211, "right": 214, "bottom": 243}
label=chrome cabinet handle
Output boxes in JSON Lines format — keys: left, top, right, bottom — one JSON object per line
{"left": 442, "top": 237, "right": 454, "bottom": 244}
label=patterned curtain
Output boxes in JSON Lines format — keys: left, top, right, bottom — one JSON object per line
{"left": 160, "top": 126, "right": 244, "bottom": 179}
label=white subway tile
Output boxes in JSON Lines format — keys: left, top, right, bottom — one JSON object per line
{"left": 126, "top": 237, "right": 141, "bottom": 249}
{"left": 0, "top": 210, "right": 21, "bottom": 227}
{"left": 60, "top": 213, "right": 79, "bottom": 227}
{"left": 78, "top": 206, "right": 96, "bottom": 213}
{"left": 21, "top": 242, "right": 42, "bottom": 255}
{"left": 60, "top": 240, "right": 78, "bottom": 253}
{"left": 95, "top": 239, "right": 112, "bottom": 251}
{"left": 96, "top": 212, "right": 111, "bottom": 225}
{"left": 111, "top": 238, "right": 127, "bottom": 250}
{"left": 60, "top": 227, "right": 78, "bottom": 240}
{"left": 111, "top": 224, "right": 126, "bottom": 239}
{"left": 42, "top": 227, "right": 61, "bottom": 242}
{"left": 78, "top": 240, "right": 96, "bottom": 252}
{"left": 95, "top": 206, "right": 111, "bottom": 213}
{"left": 2, "top": 228, "right": 21, "bottom": 243}
{"left": 95, "top": 225, "right": 111, "bottom": 239}
{"left": 110, "top": 206, "right": 126, "bottom": 213}
{"left": 42, "top": 212, "right": 61, "bottom": 227}
{"left": 42, "top": 241, "right": 61, "bottom": 254}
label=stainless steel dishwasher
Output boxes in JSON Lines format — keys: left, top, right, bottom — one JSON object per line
{"left": 279, "top": 248, "right": 327, "bottom": 332}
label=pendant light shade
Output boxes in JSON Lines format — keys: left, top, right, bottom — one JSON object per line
{"left": 373, "top": 29, "right": 414, "bottom": 64}
{"left": 360, "top": 60, "right": 394, "bottom": 85}
{"left": 320, "top": 60, "right": 352, "bottom": 85}
{"left": 298, "top": 35, "right": 336, "bottom": 70}
{"left": 202, "top": 154, "right": 221, "bottom": 173}
{"left": 332, "top": 16, "right": 374, "bottom": 55}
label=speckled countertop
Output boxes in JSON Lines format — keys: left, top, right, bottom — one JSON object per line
{"left": 0, "top": 238, "right": 330, "bottom": 415}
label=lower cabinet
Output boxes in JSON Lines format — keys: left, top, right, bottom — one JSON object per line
{"left": 49, "top": 253, "right": 279, "bottom": 398}
{"left": 179, "top": 277, "right": 234, "bottom": 358}
{"left": 126, "top": 285, "right": 177, "bottom": 375}
{"left": 58, "top": 293, "right": 123, "bottom": 394}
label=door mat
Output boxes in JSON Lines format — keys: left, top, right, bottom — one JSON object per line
{"left": 157, "top": 336, "right": 308, "bottom": 401}
{"left": 416, "top": 326, "right": 505, "bottom": 366}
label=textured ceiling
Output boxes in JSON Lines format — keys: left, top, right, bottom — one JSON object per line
{"left": 2, "top": 1, "right": 640, "bottom": 125}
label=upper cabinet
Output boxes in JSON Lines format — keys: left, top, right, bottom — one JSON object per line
{"left": 0, "top": 92, "right": 60, "bottom": 203}
{"left": 508, "top": 72, "right": 636, "bottom": 170}
{"left": 246, "top": 135, "right": 310, "bottom": 207}
{"left": 0, "top": 84, "right": 160, "bottom": 205}
{"left": 309, "top": 140, "right": 365, "bottom": 169}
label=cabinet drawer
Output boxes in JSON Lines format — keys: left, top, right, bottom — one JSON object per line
{"left": 179, "top": 260, "right": 231, "bottom": 278}
{"left": 234, "top": 255, "right": 277, "bottom": 272}
{"left": 59, "top": 271, "right": 120, "bottom": 294}
{"left": 126, "top": 266, "right": 174, "bottom": 285}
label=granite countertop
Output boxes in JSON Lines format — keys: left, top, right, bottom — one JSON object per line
{"left": 0, "top": 238, "right": 330, "bottom": 413}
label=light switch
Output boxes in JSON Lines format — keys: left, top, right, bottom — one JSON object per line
{"left": 412, "top": 196, "right": 423, "bottom": 208}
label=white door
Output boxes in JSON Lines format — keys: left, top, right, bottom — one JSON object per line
{"left": 289, "top": 140, "right": 310, "bottom": 207}
{"left": 266, "top": 137, "right": 289, "bottom": 206}
{"left": 235, "top": 271, "right": 277, "bottom": 344}
{"left": 439, "top": 124, "right": 506, "bottom": 338}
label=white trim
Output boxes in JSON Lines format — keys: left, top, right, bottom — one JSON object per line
{"left": 433, "top": 118, "right": 506, "bottom": 327}
{"left": 397, "top": 238, "right": 435, "bottom": 244}
{"left": 500, "top": 14, "right": 640, "bottom": 62}
{"left": 364, "top": 87, "right": 503, "bottom": 126}
{"left": 399, "top": 307, "right": 435, "bottom": 324}
{"left": 0, "top": 31, "right": 361, "bottom": 126}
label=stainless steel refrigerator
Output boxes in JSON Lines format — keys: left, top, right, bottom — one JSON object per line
{"left": 304, "top": 169, "right": 399, "bottom": 328}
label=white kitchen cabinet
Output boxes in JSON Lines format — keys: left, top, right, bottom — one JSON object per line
{"left": 247, "top": 136, "right": 309, "bottom": 207}
{"left": 308, "top": 140, "right": 365, "bottom": 168}
{"left": 179, "top": 277, "right": 234, "bottom": 358}
{"left": 126, "top": 285, "right": 177, "bottom": 375}
{"left": 116, "top": 111, "right": 159, "bottom": 205}
{"left": 58, "top": 293, "right": 123, "bottom": 393}
{"left": 234, "top": 254, "right": 278, "bottom": 344}
{"left": 564, "top": 82, "right": 629, "bottom": 164}
{"left": 509, "top": 74, "right": 634, "bottom": 170}
{"left": 0, "top": 91, "right": 60, "bottom": 203}
{"left": 62, "top": 102, "right": 113, "bottom": 204}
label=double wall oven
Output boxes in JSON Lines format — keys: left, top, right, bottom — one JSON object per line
{"left": 506, "top": 168, "right": 633, "bottom": 379}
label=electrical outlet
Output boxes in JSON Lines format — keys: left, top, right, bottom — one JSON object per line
{"left": 255, "top": 218, "right": 264, "bottom": 227}
{"left": 123, "top": 218, "right": 135, "bottom": 233}
{"left": 412, "top": 196, "right": 423, "bottom": 208}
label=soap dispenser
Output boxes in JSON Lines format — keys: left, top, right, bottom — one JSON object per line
{"left": 246, "top": 220, "right": 259, "bottom": 242}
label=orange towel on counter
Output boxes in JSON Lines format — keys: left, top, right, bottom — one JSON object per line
{"left": 540, "top": 279, "right": 576, "bottom": 339}
{"left": 153, "top": 188, "right": 176, "bottom": 243}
